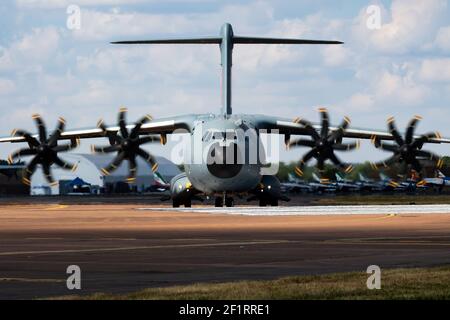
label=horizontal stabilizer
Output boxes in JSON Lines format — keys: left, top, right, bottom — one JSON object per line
{"left": 112, "top": 37, "right": 343, "bottom": 45}
{"left": 111, "top": 37, "right": 221, "bottom": 44}
{"left": 234, "top": 36, "right": 343, "bottom": 45}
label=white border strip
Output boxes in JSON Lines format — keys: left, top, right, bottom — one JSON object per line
{"left": 137, "top": 204, "right": 450, "bottom": 216}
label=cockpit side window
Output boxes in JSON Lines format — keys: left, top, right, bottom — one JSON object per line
{"left": 202, "top": 131, "right": 213, "bottom": 142}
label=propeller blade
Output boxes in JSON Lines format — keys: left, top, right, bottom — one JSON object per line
{"left": 405, "top": 115, "right": 421, "bottom": 144}
{"left": 54, "top": 156, "right": 78, "bottom": 172}
{"left": 22, "top": 157, "right": 39, "bottom": 186}
{"left": 136, "top": 148, "right": 159, "bottom": 172}
{"left": 137, "top": 136, "right": 160, "bottom": 145}
{"left": 32, "top": 114, "right": 47, "bottom": 143}
{"left": 101, "top": 152, "right": 126, "bottom": 176}
{"left": 415, "top": 150, "right": 443, "bottom": 168}
{"left": 130, "top": 114, "right": 153, "bottom": 139}
{"left": 328, "top": 116, "right": 351, "bottom": 143}
{"left": 11, "top": 129, "right": 40, "bottom": 148}
{"left": 91, "top": 145, "right": 121, "bottom": 154}
{"left": 294, "top": 149, "right": 316, "bottom": 177}
{"left": 387, "top": 116, "right": 404, "bottom": 146}
{"left": 43, "top": 163, "right": 57, "bottom": 186}
{"left": 370, "top": 154, "right": 401, "bottom": 170}
{"left": 333, "top": 140, "right": 360, "bottom": 151}
{"left": 97, "top": 119, "right": 120, "bottom": 145}
{"left": 127, "top": 155, "right": 137, "bottom": 183}
{"left": 118, "top": 107, "right": 129, "bottom": 138}
{"left": 375, "top": 141, "right": 398, "bottom": 153}
{"left": 8, "top": 148, "right": 37, "bottom": 164}
{"left": 328, "top": 152, "right": 343, "bottom": 167}
{"left": 411, "top": 158, "right": 422, "bottom": 173}
{"left": 48, "top": 117, "right": 66, "bottom": 147}
{"left": 319, "top": 107, "right": 329, "bottom": 139}
{"left": 411, "top": 132, "right": 441, "bottom": 150}
{"left": 288, "top": 139, "right": 315, "bottom": 148}
{"left": 293, "top": 117, "right": 320, "bottom": 141}
{"left": 52, "top": 138, "right": 80, "bottom": 153}
{"left": 317, "top": 157, "right": 325, "bottom": 171}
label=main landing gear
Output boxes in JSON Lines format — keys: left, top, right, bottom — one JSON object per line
{"left": 172, "top": 198, "right": 191, "bottom": 208}
{"left": 258, "top": 198, "right": 279, "bottom": 207}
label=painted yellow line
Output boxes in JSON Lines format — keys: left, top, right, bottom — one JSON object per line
{"left": 324, "top": 241, "right": 450, "bottom": 246}
{"left": 0, "top": 240, "right": 296, "bottom": 257}
{"left": 25, "top": 238, "right": 64, "bottom": 241}
{"left": 45, "top": 205, "right": 69, "bottom": 211}
{"left": 0, "top": 278, "right": 64, "bottom": 283}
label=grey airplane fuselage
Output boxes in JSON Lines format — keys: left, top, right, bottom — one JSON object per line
{"left": 184, "top": 114, "right": 264, "bottom": 194}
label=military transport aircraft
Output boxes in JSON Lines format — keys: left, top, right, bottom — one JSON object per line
{"left": 1, "top": 23, "right": 449, "bottom": 207}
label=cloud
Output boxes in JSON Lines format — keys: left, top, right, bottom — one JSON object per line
{"left": 0, "top": 27, "right": 60, "bottom": 71}
{"left": 68, "top": 1, "right": 276, "bottom": 41}
{"left": 321, "top": 45, "right": 351, "bottom": 67}
{"left": 0, "top": 79, "right": 16, "bottom": 95}
{"left": 15, "top": 0, "right": 202, "bottom": 9}
{"left": 419, "top": 58, "right": 450, "bottom": 82}
{"left": 434, "top": 26, "right": 450, "bottom": 51}
{"left": 353, "top": 0, "right": 447, "bottom": 54}
{"left": 2, "top": 0, "right": 450, "bottom": 164}
{"left": 71, "top": 9, "right": 198, "bottom": 41}
{"left": 374, "top": 69, "right": 427, "bottom": 105}
{"left": 346, "top": 93, "right": 375, "bottom": 111}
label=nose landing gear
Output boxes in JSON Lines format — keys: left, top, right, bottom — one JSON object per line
{"left": 215, "top": 192, "right": 234, "bottom": 207}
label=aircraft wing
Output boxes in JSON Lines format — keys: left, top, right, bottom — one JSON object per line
{"left": 254, "top": 115, "right": 450, "bottom": 144}
{"left": 0, "top": 114, "right": 198, "bottom": 144}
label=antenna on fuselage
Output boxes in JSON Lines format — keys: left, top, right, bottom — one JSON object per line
{"left": 111, "top": 23, "right": 343, "bottom": 118}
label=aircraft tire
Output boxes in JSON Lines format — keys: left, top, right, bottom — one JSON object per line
{"left": 215, "top": 197, "right": 223, "bottom": 207}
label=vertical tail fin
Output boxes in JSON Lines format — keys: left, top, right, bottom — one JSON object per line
{"left": 111, "top": 23, "right": 343, "bottom": 117}
{"left": 312, "top": 173, "right": 321, "bottom": 182}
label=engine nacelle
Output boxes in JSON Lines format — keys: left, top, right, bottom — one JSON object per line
{"left": 170, "top": 172, "right": 196, "bottom": 207}
{"left": 258, "top": 175, "right": 282, "bottom": 197}
{"left": 250, "top": 175, "right": 289, "bottom": 206}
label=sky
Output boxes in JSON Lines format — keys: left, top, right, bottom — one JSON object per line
{"left": 1, "top": 0, "right": 450, "bottom": 165}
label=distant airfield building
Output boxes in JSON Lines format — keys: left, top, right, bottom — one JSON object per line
{"left": 29, "top": 154, "right": 181, "bottom": 195}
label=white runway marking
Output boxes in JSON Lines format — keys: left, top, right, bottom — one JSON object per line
{"left": 137, "top": 204, "right": 450, "bottom": 216}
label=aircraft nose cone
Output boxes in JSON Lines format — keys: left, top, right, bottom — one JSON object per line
{"left": 207, "top": 142, "right": 242, "bottom": 179}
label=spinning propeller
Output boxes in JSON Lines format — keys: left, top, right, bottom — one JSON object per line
{"left": 370, "top": 116, "right": 443, "bottom": 175}
{"left": 8, "top": 114, "right": 79, "bottom": 186}
{"left": 92, "top": 108, "right": 162, "bottom": 183}
{"left": 288, "top": 108, "right": 359, "bottom": 176}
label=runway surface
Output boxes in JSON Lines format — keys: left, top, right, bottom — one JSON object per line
{"left": 1, "top": 203, "right": 450, "bottom": 299}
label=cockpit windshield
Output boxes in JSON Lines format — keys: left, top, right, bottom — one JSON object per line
{"left": 202, "top": 130, "right": 237, "bottom": 142}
